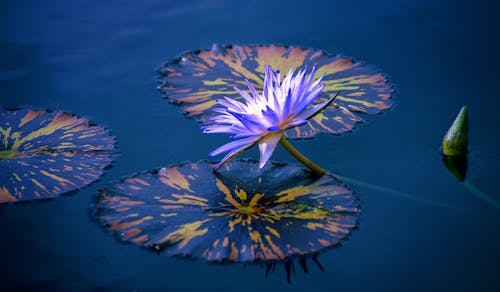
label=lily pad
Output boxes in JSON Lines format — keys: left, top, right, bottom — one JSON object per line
{"left": 159, "top": 44, "right": 394, "bottom": 138}
{"left": 0, "top": 108, "right": 115, "bottom": 203}
{"left": 93, "top": 160, "right": 359, "bottom": 262}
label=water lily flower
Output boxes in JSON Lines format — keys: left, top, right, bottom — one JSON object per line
{"left": 202, "top": 64, "right": 337, "bottom": 175}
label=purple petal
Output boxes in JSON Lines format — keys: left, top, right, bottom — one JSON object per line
{"left": 257, "top": 133, "right": 283, "bottom": 169}
{"left": 217, "top": 97, "right": 246, "bottom": 111}
{"left": 231, "top": 132, "right": 261, "bottom": 139}
{"left": 304, "top": 66, "right": 316, "bottom": 86}
{"left": 261, "top": 106, "right": 279, "bottom": 126}
{"left": 209, "top": 136, "right": 259, "bottom": 157}
{"left": 295, "top": 92, "right": 338, "bottom": 121}
{"left": 244, "top": 80, "right": 260, "bottom": 100}
{"left": 201, "top": 125, "right": 239, "bottom": 135}
{"left": 282, "top": 89, "right": 292, "bottom": 119}
{"left": 234, "top": 86, "right": 254, "bottom": 104}
{"left": 212, "top": 137, "right": 258, "bottom": 170}
{"left": 263, "top": 65, "right": 274, "bottom": 101}
{"left": 228, "top": 111, "right": 265, "bottom": 132}
{"left": 292, "top": 84, "right": 326, "bottom": 116}
{"left": 287, "top": 119, "right": 308, "bottom": 128}
{"left": 211, "top": 108, "right": 229, "bottom": 114}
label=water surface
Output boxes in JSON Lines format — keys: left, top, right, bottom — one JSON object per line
{"left": 1, "top": 0, "right": 499, "bottom": 291}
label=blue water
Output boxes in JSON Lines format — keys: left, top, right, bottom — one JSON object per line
{"left": 1, "top": 0, "right": 499, "bottom": 290}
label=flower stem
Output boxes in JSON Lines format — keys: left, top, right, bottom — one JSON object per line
{"left": 279, "top": 136, "right": 326, "bottom": 177}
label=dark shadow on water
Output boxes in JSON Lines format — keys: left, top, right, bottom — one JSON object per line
{"left": 241, "top": 254, "right": 327, "bottom": 284}
{"left": 441, "top": 154, "right": 467, "bottom": 182}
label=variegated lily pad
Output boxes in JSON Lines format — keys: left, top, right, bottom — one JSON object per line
{"left": 159, "top": 44, "right": 394, "bottom": 138}
{"left": 94, "top": 160, "right": 359, "bottom": 262}
{"left": 0, "top": 109, "right": 115, "bottom": 203}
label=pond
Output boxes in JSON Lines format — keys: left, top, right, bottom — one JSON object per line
{"left": 1, "top": 0, "right": 499, "bottom": 291}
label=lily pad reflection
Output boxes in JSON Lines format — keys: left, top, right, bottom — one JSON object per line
{"left": 0, "top": 109, "right": 115, "bottom": 203}
{"left": 159, "top": 44, "right": 394, "bottom": 138}
{"left": 94, "top": 160, "right": 359, "bottom": 262}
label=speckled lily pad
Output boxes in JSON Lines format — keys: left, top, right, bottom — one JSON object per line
{"left": 159, "top": 44, "right": 394, "bottom": 138}
{"left": 93, "top": 160, "right": 359, "bottom": 262}
{"left": 0, "top": 109, "right": 115, "bottom": 203}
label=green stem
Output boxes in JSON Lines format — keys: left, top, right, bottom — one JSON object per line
{"left": 333, "top": 173, "right": 462, "bottom": 209}
{"left": 329, "top": 172, "right": 499, "bottom": 218}
{"left": 462, "top": 181, "right": 500, "bottom": 211}
{"left": 279, "top": 136, "right": 326, "bottom": 177}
